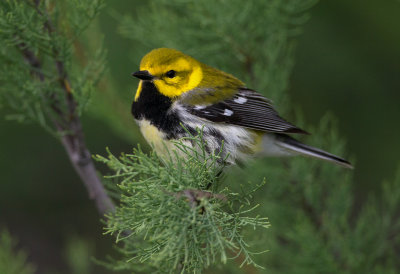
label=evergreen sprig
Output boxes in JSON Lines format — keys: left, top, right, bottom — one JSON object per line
{"left": 95, "top": 129, "right": 270, "bottom": 272}
{"left": 0, "top": 0, "right": 105, "bottom": 129}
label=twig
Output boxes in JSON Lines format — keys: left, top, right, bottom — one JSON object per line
{"left": 58, "top": 124, "right": 115, "bottom": 215}
{"left": 167, "top": 189, "right": 227, "bottom": 208}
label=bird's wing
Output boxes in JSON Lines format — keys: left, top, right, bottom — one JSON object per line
{"left": 184, "top": 88, "right": 308, "bottom": 134}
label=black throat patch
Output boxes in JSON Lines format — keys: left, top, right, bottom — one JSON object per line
{"left": 131, "top": 81, "right": 227, "bottom": 158}
{"left": 131, "top": 81, "right": 182, "bottom": 138}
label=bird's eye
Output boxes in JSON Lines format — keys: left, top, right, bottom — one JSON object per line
{"left": 166, "top": 70, "right": 176, "bottom": 78}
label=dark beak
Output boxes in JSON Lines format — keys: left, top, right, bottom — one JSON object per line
{"left": 132, "top": 70, "right": 154, "bottom": 81}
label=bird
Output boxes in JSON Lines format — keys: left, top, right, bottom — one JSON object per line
{"left": 131, "top": 48, "right": 352, "bottom": 168}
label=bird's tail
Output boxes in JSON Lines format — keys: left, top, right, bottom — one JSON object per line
{"left": 264, "top": 134, "right": 353, "bottom": 169}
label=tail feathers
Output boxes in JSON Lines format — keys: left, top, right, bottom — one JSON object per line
{"left": 274, "top": 134, "right": 353, "bottom": 169}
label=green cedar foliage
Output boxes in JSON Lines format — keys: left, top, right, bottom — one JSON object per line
{"left": 95, "top": 129, "right": 270, "bottom": 272}
{"left": 224, "top": 116, "right": 400, "bottom": 274}
{"left": 0, "top": 229, "right": 35, "bottom": 274}
{"left": 0, "top": 0, "right": 105, "bottom": 132}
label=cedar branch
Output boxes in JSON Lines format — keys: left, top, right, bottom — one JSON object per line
{"left": 17, "top": 1, "right": 115, "bottom": 215}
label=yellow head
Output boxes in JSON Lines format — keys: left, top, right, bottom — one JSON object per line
{"left": 133, "top": 48, "right": 203, "bottom": 100}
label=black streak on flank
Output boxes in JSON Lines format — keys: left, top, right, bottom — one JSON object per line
{"left": 208, "top": 128, "right": 225, "bottom": 149}
{"left": 131, "top": 81, "right": 192, "bottom": 139}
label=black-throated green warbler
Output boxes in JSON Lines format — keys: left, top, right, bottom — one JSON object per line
{"left": 131, "top": 48, "right": 352, "bottom": 168}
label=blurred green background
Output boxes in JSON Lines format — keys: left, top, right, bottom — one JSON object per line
{"left": 1, "top": 0, "right": 399, "bottom": 273}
